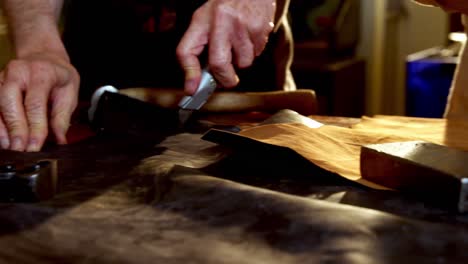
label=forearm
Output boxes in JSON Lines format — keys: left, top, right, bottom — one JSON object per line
{"left": 2, "top": 0, "right": 68, "bottom": 60}
{"left": 273, "top": 0, "right": 290, "bottom": 32}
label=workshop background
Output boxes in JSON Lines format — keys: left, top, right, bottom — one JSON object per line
{"left": 0, "top": 1, "right": 463, "bottom": 118}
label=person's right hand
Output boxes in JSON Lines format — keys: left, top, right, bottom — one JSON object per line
{"left": 176, "top": 0, "right": 277, "bottom": 95}
{"left": 0, "top": 53, "right": 80, "bottom": 152}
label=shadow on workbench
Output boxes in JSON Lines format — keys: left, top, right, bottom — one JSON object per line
{"left": 0, "top": 94, "right": 214, "bottom": 237}
{"left": 0, "top": 132, "right": 166, "bottom": 236}
{"left": 201, "top": 144, "right": 466, "bottom": 224}
{"left": 2, "top": 105, "right": 468, "bottom": 263}
{"left": 193, "top": 109, "right": 468, "bottom": 225}
{"left": 144, "top": 151, "right": 468, "bottom": 262}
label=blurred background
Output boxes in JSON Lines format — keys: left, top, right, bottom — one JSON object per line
{"left": 0, "top": 1, "right": 464, "bottom": 118}
{"left": 0, "top": 8, "right": 11, "bottom": 75}
{"left": 289, "top": 0, "right": 462, "bottom": 118}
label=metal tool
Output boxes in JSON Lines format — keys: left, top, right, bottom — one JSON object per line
{"left": 178, "top": 69, "right": 217, "bottom": 126}
{"left": 0, "top": 160, "right": 57, "bottom": 202}
{"left": 89, "top": 70, "right": 217, "bottom": 127}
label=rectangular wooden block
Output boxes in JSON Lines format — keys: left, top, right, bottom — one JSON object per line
{"left": 360, "top": 141, "right": 468, "bottom": 212}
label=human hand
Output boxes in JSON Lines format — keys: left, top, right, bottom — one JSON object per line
{"left": 0, "top": 53, "right": 79, "bottom": 152}
{"left": 176, "top": 0, "right": 277, "bottom": 95}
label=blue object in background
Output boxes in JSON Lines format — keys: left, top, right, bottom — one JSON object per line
{"left": 406, "top": 49, "right": 457, "bottom": 118}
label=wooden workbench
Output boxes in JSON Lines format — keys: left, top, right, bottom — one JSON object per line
{"left": 0, "top": 114, "right": 467, "bottom": 263}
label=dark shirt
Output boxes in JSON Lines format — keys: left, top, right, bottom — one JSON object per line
{"left": 63, "top": 0, "right": 294, "bottom": 100}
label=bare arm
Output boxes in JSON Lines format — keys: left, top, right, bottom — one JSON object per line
{"left": 0, "top": 0, "right": 79, "bottom": 152}
{"left": 3, "top": 0, "right": 67, "bottom": 60}
{"left": 273, "top": 0, "right": 290, "bottom": 32}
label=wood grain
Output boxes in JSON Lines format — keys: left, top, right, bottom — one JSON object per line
{"left": 120, "top": 88, "right": 318, "bottom": 116}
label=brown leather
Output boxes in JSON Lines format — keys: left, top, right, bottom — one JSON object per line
{"left": 1, "top": 115, "right": 468, "bottom": 262}
{"left": 204, "top": 115, "right": 468, "bottom": 190}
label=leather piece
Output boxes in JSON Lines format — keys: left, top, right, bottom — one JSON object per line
{"left": 1, "top": 131, "right": 468, "bottom": 262}
{"left": 151, "top": 165, "right": 468, "bottom": 263}
{"left": 259, "top": 109, "right": 323, "bottom": 128}
{"left": 204, "top": 115, "right": 468, "bottom": 191}
{"left": 203, "top": 123, "right": 399, "bottom": 190}
{"left": 1, "top": 110, "right": 468, "bottom": 262}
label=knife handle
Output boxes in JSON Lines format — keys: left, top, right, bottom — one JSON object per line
{"left": 120, "top": 88, "right": 318, "bottom": 116}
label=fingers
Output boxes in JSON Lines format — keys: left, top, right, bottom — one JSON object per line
{"left": 24, "top": 96, "right": 49, "bottom": 150}
{"left": 176, "top": 9, "right": 209, "bottom": 95}
{"left": 0, "top": 87, "right": 28, "bottom": 152}
{"left": 0, "top": 118, "right": 9, "bottom": 150}
{"left": 24, "top": 93, "right": 48, "bottom": 151}
{"left": 49, "top": 70, "right": 79, "bottom": 145}
{"left": 0, "top": 75, "right": 9, "bottom": 149}
{"left": 24, "top": 61, "right": 66, "bottom": 151}
{"left": 0, "top": 62, "right": 29, "bottom": 151}
{"left": 231, "top": 20, "right": 255, "bottom": 69}
{"left": 50, "top": 61, "right": 79, "bottom": 145}
{"left": 249, "top": 21, "right": 274, "bottom": 56}
{"left": 179, "top": 0, "right": 275, "bottom": 91}
{"left": 209, "top": 8, "right": 238, "bottom": 88}
{"left": 0, "top": 58, "right": 78, "bottom": 152}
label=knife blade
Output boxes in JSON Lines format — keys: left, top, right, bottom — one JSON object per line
{"left": 178, "top": 69, "right": 217, "bottom": 126}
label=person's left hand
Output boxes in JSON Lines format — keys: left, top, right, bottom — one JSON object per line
{"left": 176, "top": 0, "right": 277, "bottom": 95}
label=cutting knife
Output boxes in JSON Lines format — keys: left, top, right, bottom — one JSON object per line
{"left": 178, "top": 69, "right": 217, "bottom": 126}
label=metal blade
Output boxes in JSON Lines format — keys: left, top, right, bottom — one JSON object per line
{"left": 177, "top": 70, "right": 217, "bottom": 127}
{"left": 178, "top": 108, "right": 194, "bottom": 128}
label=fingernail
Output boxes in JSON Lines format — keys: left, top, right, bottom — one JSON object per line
{"left": 0, "top": 137, "right": 9, "bottom": 149}
{"left": 185, "top": 79, "right": 197, "bottom": 95}
{"left": 11, "top": 137, "right": 23, "bottom": 151}
{"left": 26, "top": 138, "right": 40, "bottom": 152}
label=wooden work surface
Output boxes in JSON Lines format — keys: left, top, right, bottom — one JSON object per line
{"left": 0, "top": 113, "right": 468, "bottom": 263}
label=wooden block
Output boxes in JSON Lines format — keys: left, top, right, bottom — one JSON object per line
{"left": 120, "top": 88, "right": 318, "bottom": 116}
{"left": 360, "top": 141, "right": 468, "bottom": 212}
